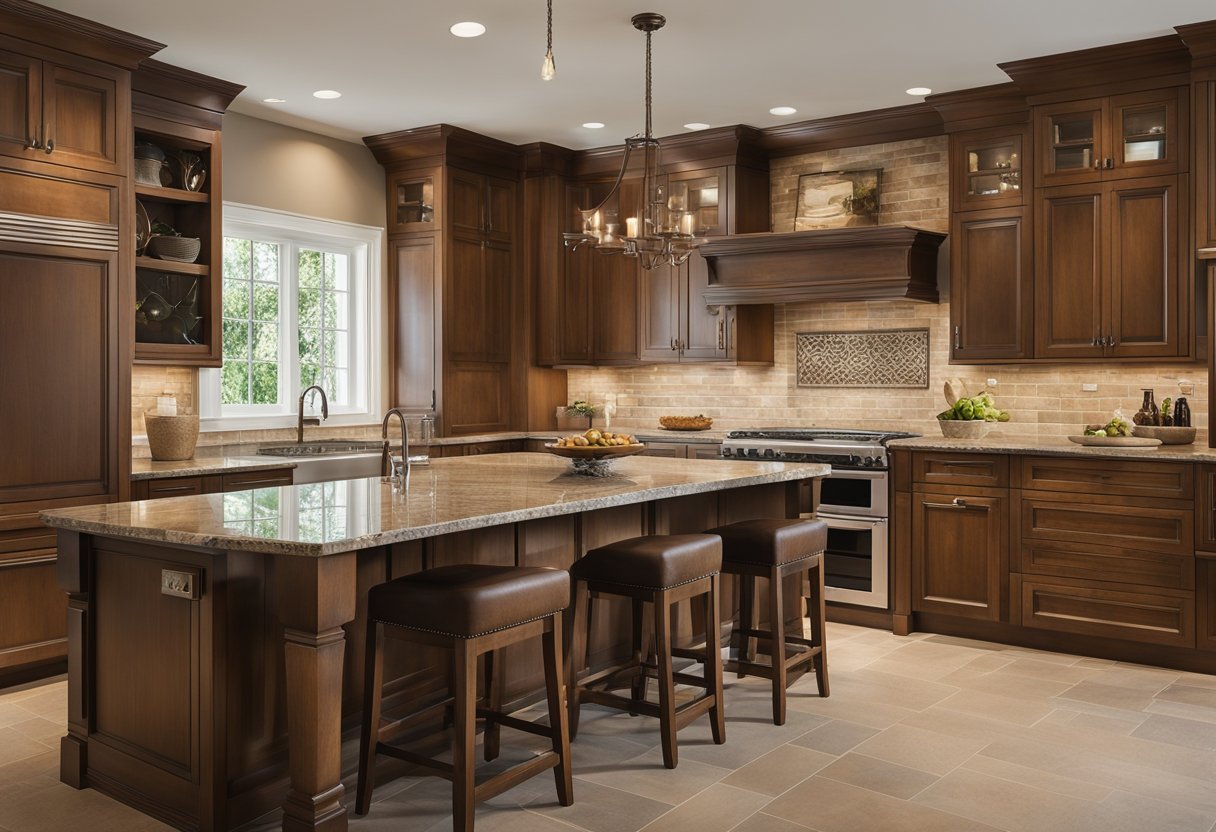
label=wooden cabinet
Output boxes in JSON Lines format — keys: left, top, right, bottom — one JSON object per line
{"left": 1200, "top": 558, "right": 1216, "bottom": 651}
{"left": 129, "top": 467, "right": 293, "bottom": 501}
{"left": 950, "top": 207, "right": 1033, "bottom": 361}
{"left": 952, "top": 128, "right": 1025, "bottom": 211}
{"left": 639, "top": 441, "right": 722, "bottom": 459}
{"left": 438, "top": 439, "right": 526, "bottom": 457}
{"left": 1016, "top": 574, "right": 1194, "bottom": 647}
{"left": 1035, "top": 174, "right": 1185, "bottom": 358}
{"left": 449, "top": 169, "right": 514, "bottom": 242}
{"left": 0, "top": 38, "right": 127, "bottom": 175}
{"left": 1195, "top": 80, "right": 1216, "bottom": 252}
{"left": 911, "top": 489, "right": 1006, "bottom": 621}
{"left": 1035, "top": 88, "right": 1186, "bottom": 186}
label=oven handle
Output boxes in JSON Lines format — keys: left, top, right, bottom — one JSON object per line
{"left": 814, "top": 512, "right": 887, "bottom": 528}
{"left": 818, "top": 469, "right": 887, "bottom": 480}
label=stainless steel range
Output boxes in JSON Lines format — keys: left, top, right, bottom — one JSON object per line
{"left": 721, "top": 428, "right": 918, "bottom": 609}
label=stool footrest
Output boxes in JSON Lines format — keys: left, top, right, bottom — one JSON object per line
{"left": 376, "top": 742, "right": 455, "bottom": 780}
{"left": 474, "top": 752, "right": 560, "bottom": 804}
{"left": 476, "top": 709, "right": 557, "bottom": 740}
{"left": 578, "top": 686, "right": 718, "bottom": 729}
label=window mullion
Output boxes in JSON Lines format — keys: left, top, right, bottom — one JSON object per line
{"left": 283, "top": 241, "right": 300, "bottom": 410}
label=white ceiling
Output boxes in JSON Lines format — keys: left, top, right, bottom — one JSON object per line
{"left": 37, "top": 1, "right": 1216, "bottom": 149}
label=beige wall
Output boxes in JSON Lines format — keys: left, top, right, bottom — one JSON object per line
{"left": 133, "top": 113, "right": 388, "bottom": 437}
{"left": 568, "top": 136, "right": 1208, "bottom": 440}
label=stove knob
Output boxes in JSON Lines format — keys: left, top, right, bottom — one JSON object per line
{"left": 763, "top": 448, "right": 775, "bottom": 458}
{"left": 721, "top": 448, "right": 732, "bottom": 457}
{"left": 747, "top": 448, "right": 760, "bottom": 458}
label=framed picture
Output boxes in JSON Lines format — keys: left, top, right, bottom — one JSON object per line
{"left": 794, "top": 168, "right": 882, "bottom": 230}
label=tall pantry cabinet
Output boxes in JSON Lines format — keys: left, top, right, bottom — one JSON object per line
{"left": 0, "top": 1, "right": 161, "bottom": 685}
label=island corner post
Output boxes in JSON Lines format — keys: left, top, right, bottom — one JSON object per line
{"left": 43, "top": 455, "right": 824, "bottom": 831}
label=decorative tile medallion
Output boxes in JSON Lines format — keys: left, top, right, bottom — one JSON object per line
{"left": 796, "top": 328, "right": 930, "bottom": 388}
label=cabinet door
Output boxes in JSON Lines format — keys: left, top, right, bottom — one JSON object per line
{"left": 639, "top": 264, "right": 679, "bottom": 362}
{"left": 0, "top": 48, "right": 41, "bottom": 162}
{"left": 680, "top": 253, "right": 729, "bottom": 361}
{"left": 0, "top": 558, "right": 66, "bottom": 675}
{"left": 1197, "top": 81, "right": 1216, "bottom": 251}
{"left": 447, "top": 235, "right": 488, "bottom": 362}
{"left": 482, "top": 240, "right": 512, "bottom": 362}
{"left": 590, "top": 252, "right": 640, "bottom": 364}
{"left": 666, "top": 167, "right": 726, "bottom": 235}
{"left": 1106, "top": 175, "right": 1183, "bottom": 357}
{"left": 43, "top": 61, "right": 120, "bottom": 174}
{"left": 1200, "top": 558, "right": 1216, "bottom": 651}
{"left": 639, "top": 442, "right": 688, "bottom": 458}
{"left": 0, "top": 245, "right": 119, "bottom": 504}
{"left": 390, "top": 237, "right": 437, "bottom": 412}
{"left": 911, "top": 491, "right": 1004, "bottom": 620}
{"left": 951, "top": 207, "right": 1032, "bottom": 361}
{"left": 1109, "top": 88, "right": 1185, "bottom": 179}
{"left": 485, "top": 175, "right": 516, "bottom": 243}
{"left": 1035, "top": 184, "right": 1104, "bottom": 358}
{"left": 448, "top": 169, "right": 485, "bottom": 236}
{"left": 389, "top": 170, "right": 440, "bottom": 234}
{"left": 1036, "top": 99, "right": 1105, "bottom": 187}
{"left": 952, "top": 129, "right": 1025, "bottom": 211}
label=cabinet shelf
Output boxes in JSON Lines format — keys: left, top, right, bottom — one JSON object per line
{"left": 968, "top": 167, "right": 1020, "bottom": 177}
{"left": 1052, "top": 138, "right": 1096, "bottom": 148}
{"left": 136, "top": 256, "right": 209, "bottom": 275}
{"left": 135, "top": 184, "right": 209, "bottom": 204}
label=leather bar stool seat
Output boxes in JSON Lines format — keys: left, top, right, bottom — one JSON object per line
{"left": 706, "top": 518, "right": 830, "bottom": 725}
{"left": 567, "top": 534, "right": 725, "bottom": 769}
{"left": 357, "top": 565, "right": 573, "bottom": 832}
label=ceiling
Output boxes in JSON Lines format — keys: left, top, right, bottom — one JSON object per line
{"left": 37, "top": 0, "right": 1216, "bottom": 149}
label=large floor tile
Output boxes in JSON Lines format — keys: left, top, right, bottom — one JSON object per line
{"left": 790, "top": 720, "right": 878, "bottom": 755}
{"left": 1054, "top": 681, "right": 1156, "bottom": 713}
{"left": 933, "top": 688, "right": 1056, "bottom": 726}
{"left": 637, "top": 783, "right": 770, "bottom": 832}
{"left": 816, "top": 752, "right": 939, "bottom": 800}
{"left": 728, "top": 813, "right": 817, "bottom": 832}
{"left": 574, "top": 744, "right": 730, "bottom": 805}
{"left": 960, "top": 754, "right": 1112, "bottom": 802}
{"left": 849, "top": 722, "right": 985, "bottom": 775}
{"left": 764, "top": 775, "right": 1002, "bottom": 832}
{"left": 722, "top": 742, "right": 835, "bottom": 797}
{"left": 1129, "top": 713, "right": 1216, "bottom": 751}
{"left": 912, "top": 767, "right": 1113, "bottom": 832}
{"left": 526, "top": 779, "right": 671, "bottom": 832}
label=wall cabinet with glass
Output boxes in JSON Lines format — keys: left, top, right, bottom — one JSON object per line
{"left": 951, "top": 127, "right": 1025, "bottom": 211}
{"left": 131, "top": 62, "right": 241, "bottom": 366}
{"left": 1035, "top": 88, "right": 1187, "bottom": 187}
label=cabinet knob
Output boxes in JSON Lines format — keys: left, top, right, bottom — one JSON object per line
{"left": 26, "top": 136, "right": 41, "bottom": 150}
{"left": 670, "top": 337, "right": 677, "bottom": 351}
{"left": 953, "top": 325, "right": 960, "bottom": 350}
{"left": 1092, "top": 336, "right": 1099, "bottom": 347}
{"left": 1105, "top": 158, "right": 1114, "bottom": 170}
{"left": 717, "top": 317, "right": 725, "bottom": 350}
{"left": 44, "top": 137, "right": 54, "bottom": 154}
{"left": 952, "top": 498, "right": 968, "bottom": 508}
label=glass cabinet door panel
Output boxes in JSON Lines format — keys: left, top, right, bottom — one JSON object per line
{"left": 1051, "top": 115, "right": 1097, "bottom": 172}
{"left": 666, "top": 168, "right": 725, "bottom": 235}
{"left": 955, "top": 131, "right": 1024, "bottom": 209}
{"left": 1122, "top": 105, "right": 1168, "bottom": 163}
{"left": 967, "top": 140, "right": 1021, "bottom": 198}
{"left": 396, "top": 177, "right": 434, "bottom": 226}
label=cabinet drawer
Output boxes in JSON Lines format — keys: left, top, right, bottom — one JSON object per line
{"left": 1021, "top": 456, "right": 1192, "bottom": 499}
{"left": 145, "top": 477, "right": 206, "bottom": 499}
{"left": 1199, "top": 557, "right": 1216, "bottom": 652}
{"left": 1016, "top": 574, "right": 1193, "bottom": 647}
{"left": 462, "top": 440, "right": 524, "bottom": 456}
{"left": 1197, "top": 464, "right": 1216, "bottom": 552}
{"left": 0, "top": 557, "right": 67, "bottom": 669}
{"left": 221, "top": 469, "right": 293, "bottom": 492}
{"left": 0, "top": 524, "right": 55, "bottom": 560}
{"left": 1020, "top": 492, "right": 1192, "bottom": 556}
{"left": 912, "top": 452, "right": 1007, "bottom": 487}
{"left": 1018, "top": 540, "right": 1192, "bottom": 590}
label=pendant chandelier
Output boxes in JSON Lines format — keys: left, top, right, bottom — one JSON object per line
{"left": 562, "top": 13, "right": 700, "bottom": 270}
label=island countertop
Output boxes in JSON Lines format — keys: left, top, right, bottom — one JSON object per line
{"left": 42, "top": 452, "right": 829, "bottom": 557}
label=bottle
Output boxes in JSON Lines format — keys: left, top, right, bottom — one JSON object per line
{"left": 1174, "top": 397, "right": 1191, "bottom": 428}
{"left": 1133, "top": 389, "right": 1158, "bottom": 426}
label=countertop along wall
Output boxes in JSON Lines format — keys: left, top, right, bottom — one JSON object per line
{"left": 132, "top": 112, "right": 388, "bottom": 439}
{"left": 567, "top": 135, "right": 1209, "bottom": 440}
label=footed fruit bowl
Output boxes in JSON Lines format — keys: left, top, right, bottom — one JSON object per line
{"left": 544, "top": 433, "right": 645, "bottom": 476}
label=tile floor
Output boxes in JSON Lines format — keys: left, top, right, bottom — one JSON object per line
{"left": 3, "top": 623, "right": 1216, "bottom": 832}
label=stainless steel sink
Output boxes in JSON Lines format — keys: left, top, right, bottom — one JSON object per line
{"left": 257, "top": 441, "right": 384, "bottom": 484}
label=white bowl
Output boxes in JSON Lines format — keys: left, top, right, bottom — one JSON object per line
{"left": 1131, "top": 425, "right": 1197, "bottom": 445}
{"left": 937, "top": 420, "right": 988, "bottom": 439}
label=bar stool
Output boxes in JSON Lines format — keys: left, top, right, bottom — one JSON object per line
{"left": 707, "top": 518, "right": 829, "bottom": 726}
{"left": 356, "top": 564, "right": 573, "bottom": 831}
{"left": 567, "top": 534, "right": 724, "bottom": 769}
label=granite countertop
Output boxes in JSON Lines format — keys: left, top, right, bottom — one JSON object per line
{"left": 46, "top": 453, "right": 827, "bottom": 557}
{"left": 131, "top": 456, "right": 298, "bottom": 481}
{"left": 888, "top": 435, "right": 1216, "bottom": 462}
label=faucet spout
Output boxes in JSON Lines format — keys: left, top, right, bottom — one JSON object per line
{"left": 297, "top": 385, "right": 330, "bottom": 444}
{"left": 380, "top": 408, "right": 411, "bottom": 486}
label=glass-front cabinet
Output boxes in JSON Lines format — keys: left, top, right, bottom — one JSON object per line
{"left": 1036, "top": 88, "right": 1184, "bottom": 186}
{"left": 664, "top": 167, "right": 724, "bottom": 236}
{"left": 389, "top": 169, "right": 440, "bottom": 233}
{"left": 952, "top": 129, "right": 1025, "bottom": 210}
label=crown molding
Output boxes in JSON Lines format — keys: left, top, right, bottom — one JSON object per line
{"left": 926, "top": 83, "right": 1030, "bottom": 133}
{"left": 999, "top": 34, "right": 1190, "bottom": 102}
{"left": 0, "top": 0, "right": 162, "bottom": 68}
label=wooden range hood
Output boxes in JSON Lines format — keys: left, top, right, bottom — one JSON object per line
{"left": 697, "top": 225, "right": 946, "bottom": 305}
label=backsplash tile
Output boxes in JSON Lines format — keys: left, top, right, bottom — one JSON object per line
{"left": 796, "top": 329, "right": 929, "bottom": 388}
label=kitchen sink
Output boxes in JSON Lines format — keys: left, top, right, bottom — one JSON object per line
{"left": 257, "top": 441, "right": 385, "bottom": 484}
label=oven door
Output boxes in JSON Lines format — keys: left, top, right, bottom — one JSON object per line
{"left": 816, "top": 469, "right": 888, "bottom": 518}
{"left": 813, "top": 513, "right": 889, "bottom": 609}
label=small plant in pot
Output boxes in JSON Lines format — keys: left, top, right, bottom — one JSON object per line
{"left": 563, "top": 399, "right": 601, "bottom": 428}
{"left": 936, "top": 391, "right": 1010, "bottom": 439}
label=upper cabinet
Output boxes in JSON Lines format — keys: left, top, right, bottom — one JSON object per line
{"left": 0, "top": 39, "right": 127, "bottom": 175}
{"left": 1035, "top": 88, "right": 1187, "bottom": 187}
{"left": 952, "top": 128, "right": 1024, "bottom": 211}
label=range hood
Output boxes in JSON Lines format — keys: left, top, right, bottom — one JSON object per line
{"left": 697, "top": 225, "right": 946, "bottom": 305}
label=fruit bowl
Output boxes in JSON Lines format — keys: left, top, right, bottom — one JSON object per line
{"left": 659, "top": 415, "right": 713, "bottom": 431}
{"left": 1131, "top": 425, "right": 1197, "bottom": 445}
{"left": 544, "top": 442, "right": 645, "bottom": 475}
{"left": 937, "top": 419, "right": 988, "bottom": 439}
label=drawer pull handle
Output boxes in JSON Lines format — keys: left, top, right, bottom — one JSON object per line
{"left": 923, "top": 499, "right": 971, "bottom": 510}
{"left": 161, "top": 569, "right": 198, "bottom": 599}
{"left": 230, "top": 480, "right": 286, "bottom": 488}
{"left": 940, "top": 460, "right": 990, "bottom": 468}
{"left": 153, "top": 485, "right": 197, "bottom": 493}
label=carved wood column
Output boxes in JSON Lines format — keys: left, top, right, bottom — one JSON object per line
{"left": 275, "top": 552, "right": 357, "bottom": 832}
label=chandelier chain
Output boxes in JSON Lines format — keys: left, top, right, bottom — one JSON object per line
{"left": 644, "top": 29, "right": 653, "bottom": 139}
{"left": 546, "top": 0, "right": 553, "bottom": 52}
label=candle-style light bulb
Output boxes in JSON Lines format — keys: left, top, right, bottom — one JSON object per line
{"left": 542, "top": 49, "right": 556, "bottom": 81}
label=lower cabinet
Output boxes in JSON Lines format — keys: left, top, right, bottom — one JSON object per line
{"left": 1200, "top": 558, "right": 1216, "bottom": 651}
{"left": 439, "top": 439, "right": 525, "bottom": 457}
{"left": 130, "top": 467, "right": 294, "bottom": 501}
{"left": 911, "top": 488, "right": 1006, "bottom": 620}
{"left": 640, "top": 441, "right": 723, "bottom": 459}
{"left": 1014, "top": 573, "right": 1194, "bottom": 647}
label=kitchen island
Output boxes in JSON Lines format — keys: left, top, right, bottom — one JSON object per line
{"left": 40, "top": 452, "right": 828, "bottom": 832}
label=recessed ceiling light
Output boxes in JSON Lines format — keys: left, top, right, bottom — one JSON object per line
{"left": 262, "top": 97, "right": 287, "bottom": 104}
{"left": 769, "top": 106, "right": 797, "bottom": 116}
{"left": 684, "top": 122, "right": 710, "bottom": 130}
{"left": 906, "top": 87, "right": 932, "bottom": 96}
{"left": 582, "top": 122, "right": 605, "bottom": 129}
{"left": 450, "top": 21, "right": 486, "bottom": 37}
{"left": 312, "top": 89, "right": 342, "bottom": 100}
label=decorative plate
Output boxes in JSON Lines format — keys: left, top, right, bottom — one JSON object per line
{"left": 1067, "top": 435, "right": 1162, "bottom": 448}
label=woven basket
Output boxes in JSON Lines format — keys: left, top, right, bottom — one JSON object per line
{"left": 145, "top": 414, "right": 199, "bottom": 461}
{"left": 937, "top": 419, "right": 988, "bottom": 439}
{"left": 134, "top": 157, "right": 164, "bottom": 186}
{"left": 147, "top": 235, "right": 202, "bottom": 263}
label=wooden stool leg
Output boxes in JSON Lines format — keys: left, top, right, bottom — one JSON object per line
{"left": 452, "top": 639, "right": 478, "bottom": 832}
{"left": 542, "top": 612, "right": 574, "bottom": 806}
{"left": 630, "top": 597, "right": 648, "bottom": 709}
{"left": 355, "top": 619, "right": 383, "bottom": 815}
{"left": 809, "top": 558, "right": 830, "bottom": 697}
{"left": 483, "top": 649, "right": 501, "bottom": 761}
{"left": 704, "top": 575, "right": 726, "bottom": 745}
{"left": 566, "top": 580, "right": 588, "bottom": 740}
{"left": 737, "top": 573, "right": 755, "bottom": 678}
{"left": 768, "top": 567, "right": 787, "bottom": 726}
{"left": 653, "top": 590, "right": 678, "bottom": 769}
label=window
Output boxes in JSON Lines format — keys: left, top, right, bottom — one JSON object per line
{"left": 201, "top": 204, "right": 382, "bottom": 429}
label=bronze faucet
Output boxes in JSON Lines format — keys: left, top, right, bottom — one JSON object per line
{"left": 297, "top": 385, "right": 329, "bottom": 443}
{"left": 381, "top": 408, "right": 411, "bottom": 485}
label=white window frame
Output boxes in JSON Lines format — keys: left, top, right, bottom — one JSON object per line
{"left": 200, "top": 203, "right": 383, "bottom": 432}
